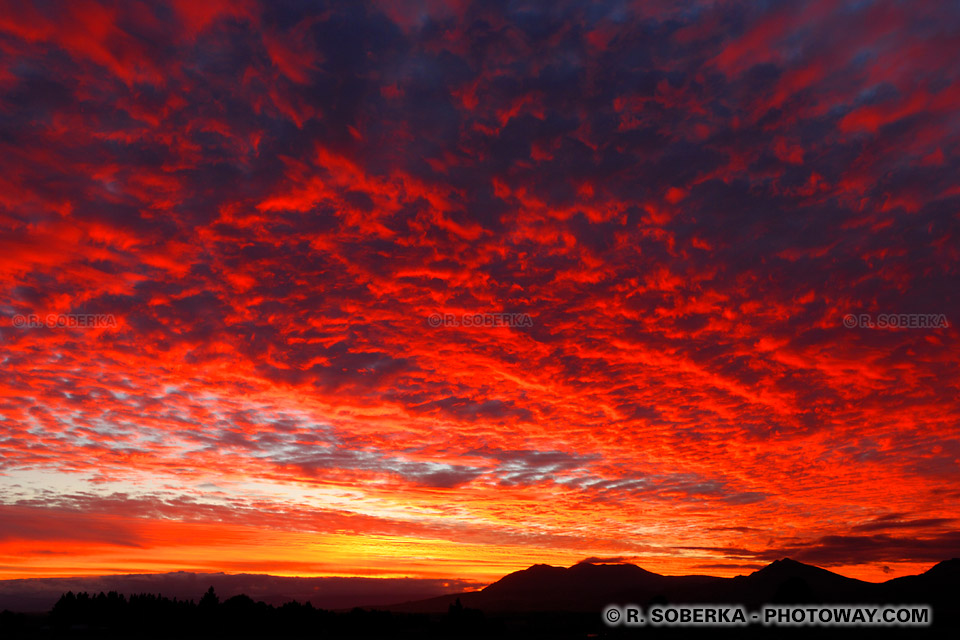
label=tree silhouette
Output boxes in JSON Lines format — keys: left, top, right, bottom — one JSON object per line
{"left": 198, "top": 586, "right": 219, "bottom": 610}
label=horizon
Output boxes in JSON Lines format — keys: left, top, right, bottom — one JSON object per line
{"left": 3, "top": 555, "right": 954, "bottom": 580}
{"left": 2, "top": 556, "right": 956, "bottom": 615}
{"left": 1, "top": 0, "right": 959, "bottom": 594}
{"left": 0, "top": 546, "right": 954, "bottom": 589}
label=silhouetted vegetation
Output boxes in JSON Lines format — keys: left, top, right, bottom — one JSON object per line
{"left": 0, "top": 587, "right": 514, "bottom": 639}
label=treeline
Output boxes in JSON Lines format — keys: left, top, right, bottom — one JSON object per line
{"left": 0, "top": 589, "right": 497, "bottom": 638}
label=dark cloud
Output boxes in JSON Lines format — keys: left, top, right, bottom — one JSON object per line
{"left": 577, "top": 556, "right": 631, "bottom": 565}
{"left": 683, "top": 531, "right": 960, "bottom": 567}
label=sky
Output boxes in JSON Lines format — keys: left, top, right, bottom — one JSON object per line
{"left": 0, "top": 0, "right": 958, "bottom": 586}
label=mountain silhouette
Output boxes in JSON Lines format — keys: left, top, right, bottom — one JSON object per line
{"left": 2, "top": 560, "right": 957, "bottom": 637}
{"left": 461, "top": 561, "right": 708, "bottom": 611}
{"left": 382, "top": 562, "right": 677, "bottom": 613}
{"left": 385, "top": 557, "right": 960, "bottom": 616}
{"left": 877, "top": 557, "right": 960, "bottom": 615}
{"left": 705, "top": 558, "right": 876, "bottom": 605}
{"left": 483, "top": 562, "right": 670, "bottom": 598}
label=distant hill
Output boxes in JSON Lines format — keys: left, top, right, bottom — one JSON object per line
{"left": 0, "top": 572, "right": 480, "bottom": 613}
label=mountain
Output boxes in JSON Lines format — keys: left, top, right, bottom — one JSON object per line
{"left": 481, "top": 562, "right": 672, "bottom": 603}
{"left": 877, "top": 558, "right": 960, "bottom": 626}
{"left": 384, "top": 562, "right": 694, "bottom": 613}
{"left": 385, "top": 558, "right": 960, "bottom": 614}
{"left": 692, "top": 557, "right": 877, "bottom": 605}
{"left": 882, "top": 557, "right": 960, "bottom": 595}
{"left": 464, "top": 561, "right": 708, "bottom": 611}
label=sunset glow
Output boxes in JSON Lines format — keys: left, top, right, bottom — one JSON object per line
{"left": 1, "top": 0, "right": 958, "bottom": 586}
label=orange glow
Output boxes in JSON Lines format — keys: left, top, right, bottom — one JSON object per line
{"left": 0, "top": 0, "right": 958, "bottom": 589}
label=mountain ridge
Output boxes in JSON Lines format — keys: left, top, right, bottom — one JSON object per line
{"left": 384, "top": 557, "right": 960, "bottom": 614}
{"left": 2, "top": 558, "right": 957, "bottom": 617}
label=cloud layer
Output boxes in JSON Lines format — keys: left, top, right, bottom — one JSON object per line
{"left": 0, "top": 0, "right": 958, "bottom": 583}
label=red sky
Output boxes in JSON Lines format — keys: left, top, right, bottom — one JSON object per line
{"left": 0, "top": 0, "right": 958, "bottom": 585}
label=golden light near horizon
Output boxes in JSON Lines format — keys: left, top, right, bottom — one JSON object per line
{"left": 1, "top": 0, "right": 958, "bottom": 591}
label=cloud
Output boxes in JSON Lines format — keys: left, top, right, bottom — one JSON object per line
{"left": 682, "top": 530, "right": 960, "bottom": 567}
{"left": 850, "top": 515, "right": 957, "bottom": 533}
{"left": 577, "top": 556, "right": 631, "bottom": 565}
{"left": 0, "top": 0, "right": 958, "bottom": 582}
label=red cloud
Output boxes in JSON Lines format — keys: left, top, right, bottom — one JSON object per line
{"left": 0, "top": 0, "right": 957, "bottom": 585}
